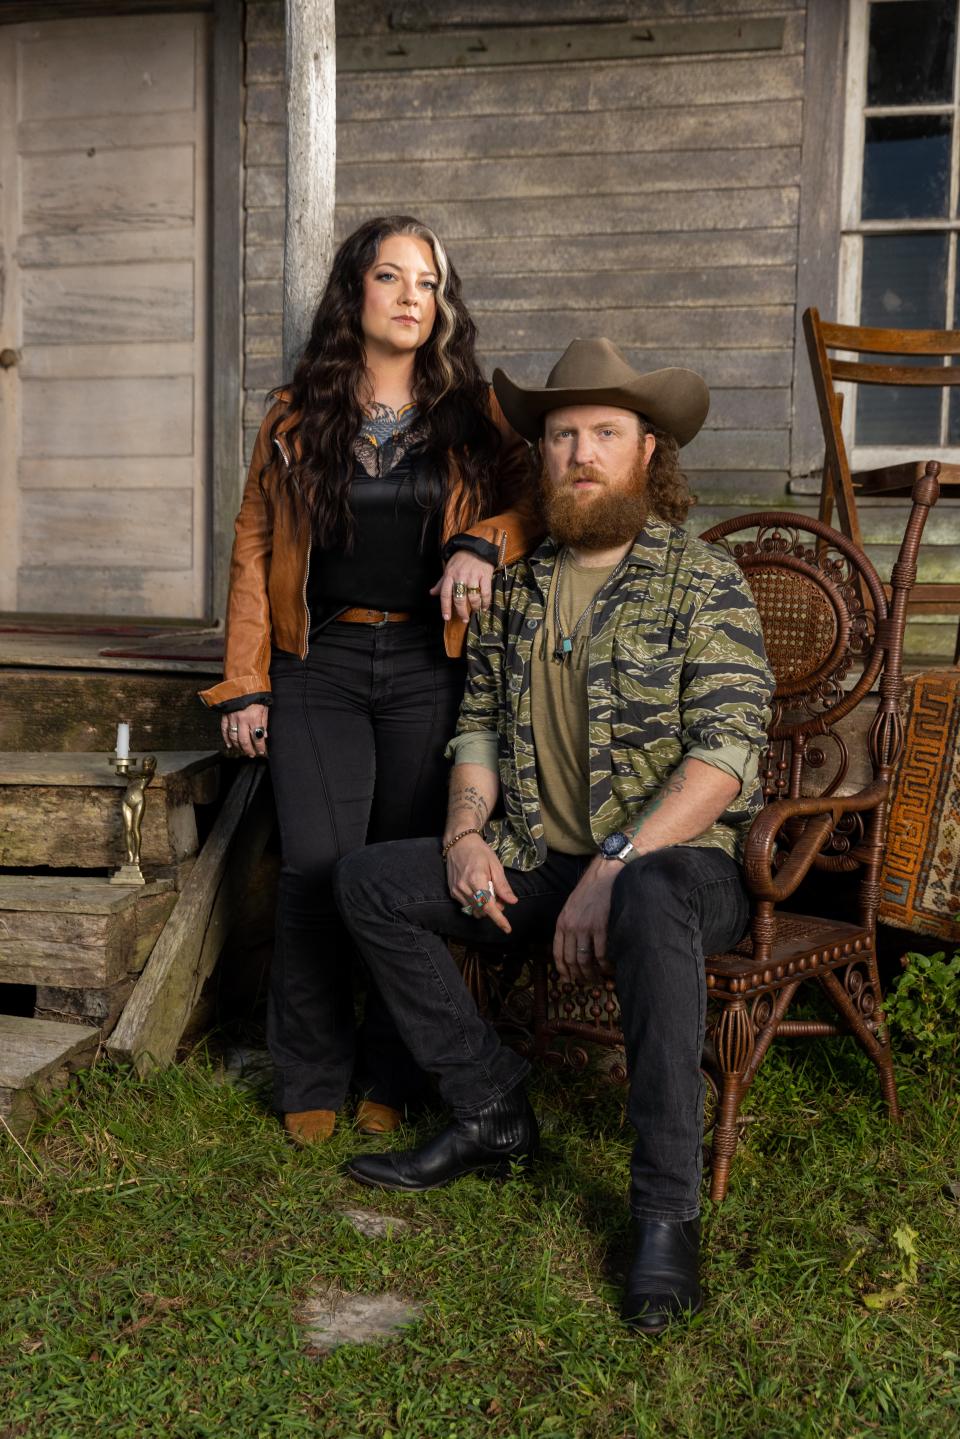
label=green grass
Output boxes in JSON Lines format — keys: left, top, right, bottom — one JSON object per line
{"left": 1, "top": 1041, "right": 958, "bottom": 1439}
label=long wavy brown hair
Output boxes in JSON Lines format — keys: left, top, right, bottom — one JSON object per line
{"left": 638, "top": 418, "right": 694, "bottom": 526}
{"left": 263, "top": 216, "right": 504, "bottom": 548}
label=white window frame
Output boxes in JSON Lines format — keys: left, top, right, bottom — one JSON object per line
{"left": 838, "top": 0, "right": 960, "bottom": 470}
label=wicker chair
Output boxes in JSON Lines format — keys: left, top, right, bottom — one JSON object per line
{"left": 487, "top": 471, "right": 939, "bottom": 1203}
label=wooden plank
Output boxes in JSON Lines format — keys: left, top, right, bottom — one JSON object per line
{"left": 337, "top": 54, "right": 803, "bottom": 121}
{"left": 0, "top": 1015, "right": 99, "bottom": 1090}
{"left": 35, "top": 978, "right": 137, "bottom": 1033}
{"left": 21, "top": 146, "right": 195, "bottom": 234}
{"left": 17, "top": 13, "right": 197, "bottom": 120}
{"left": 21, "top": 377, "right": 193, "bottom": 458}
{"left": 0, "top": 752, "right": 219, "bottom": 870}
{"left": 0, "top": 784, "right": 197, "bottom": 869}
{"left": 0, "top": 751, "right": 219, "bottom": 789}
{"left": 21, "top": 346, "right": 195, "bottom": 384}
{"left": 377, "top": 0, "right": 804, "bottom": 28}
{"left": 337, "top": 99, "right": 803, "bottom": 163}
{"left": 473, "top": 306, "right": 793, "bottom": 351}
{"left": 337, "top": 148, "right": 800, "bottom": 203}
{"left": 17, "top": 109, "right": 197, "bottom": 154}
{"left": 1, "top": 1, "right": 211, "bottom": 20}
{"left": 211, "top": 0, "right": 244, "bottom": 622}
{"left": 20, "top": 489, "right": 194, "bottom": 570}
{"left": 283, "top": 0, "right": 336, "bottom": 375}
{"left": 0, "top": 672, "right": 220, "bottom": 754}
{"left": 681, "top": 429, "right": 790, "bottom": 471}
{"left": 17, "top": 566, "right": 203, "bottom": 619}
{"left": 17, "top": 228, "right": 197, "bottom": 268}
{"left": 463, "top": 267, "right": 797, "bottom": 311}
{"left": 444, "top": 229, "right": 799, "bottom": 275}
{"left": 22, "top": 262, "right": 194, "bottom": 345}
{"left": 0, "top": 878, "right": 175, "bottom": 987}
{"left": 108, "top": 764, "right": 272, "bottom": 1074}
{"left": 19, "top": 456, "right": 195, "bottom": 490}
{"left": 338, "top": 17, "right": 786, "bottom": 71}
{"left": 335, "top": 188, "right": 800, "bottom": 240}
{"left": 481, "top": 348, "right": 795, "bottom": 389}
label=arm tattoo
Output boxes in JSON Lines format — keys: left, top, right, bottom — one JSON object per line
{"left": 626, "top": 760, "right": 690, "bottom": 841}
{"left": 449, "top": 780, "right": 490, "bottom": 828}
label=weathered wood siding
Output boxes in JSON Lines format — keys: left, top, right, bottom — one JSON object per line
{"left": 242, "top": 0, "right": 804, "bottom": 510}
{"left": 238, "top": 0, "right": 956, "bottom": 657}
{"left": 3, "top": 14, "right": 211, "bottom": 619}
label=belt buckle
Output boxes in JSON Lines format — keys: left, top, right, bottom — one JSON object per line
{"left": 370, "top": 609, "right": 391, "bottom": 627}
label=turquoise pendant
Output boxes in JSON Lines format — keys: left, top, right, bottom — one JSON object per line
{"left": 553, "top": 636, "right": 574, "bottom": 663}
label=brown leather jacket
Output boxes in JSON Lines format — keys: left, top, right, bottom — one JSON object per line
{"left": 199, "top": 388, "right": 540, "bottom": 708}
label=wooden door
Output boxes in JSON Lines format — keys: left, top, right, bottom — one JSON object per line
{"left": 0, "top": 14, "right": 210, "bottom": 620}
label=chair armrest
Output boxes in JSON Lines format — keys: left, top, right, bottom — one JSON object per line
{"left": 743, "top": 780, "right": 889, "bottom": 902}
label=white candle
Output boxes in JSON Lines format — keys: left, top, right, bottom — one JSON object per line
{"left": 116, "top": 722, "right": 130, "bottom": 760}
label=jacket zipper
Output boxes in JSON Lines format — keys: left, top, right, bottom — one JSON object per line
{"left": 497, "top": 529, "right": 508, "bottom": 569}
{"left": 273, "top": 435, "right": 311, "bottom": 660}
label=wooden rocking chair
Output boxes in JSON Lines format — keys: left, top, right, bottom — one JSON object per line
{"left": 490, "top": 473, "right": 939, "bottom": 1203}
{"left": 803, "top": 306, "right": 960, "bottom": 662}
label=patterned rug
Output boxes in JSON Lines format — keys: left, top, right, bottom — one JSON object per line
{"left": 879, "top": 669, "right": 960, "bottom": 941}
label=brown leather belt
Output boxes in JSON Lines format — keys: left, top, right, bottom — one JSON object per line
{"left": 337, "top": 607, "right": 413, "bottom": 626}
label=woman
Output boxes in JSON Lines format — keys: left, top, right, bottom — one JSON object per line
{"left": 199, "top": 215, "right": 539, "bottom": 1144}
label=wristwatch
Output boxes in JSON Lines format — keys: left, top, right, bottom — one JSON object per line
{"left": 599, "top": 831, "right": 635, "bottom": 864}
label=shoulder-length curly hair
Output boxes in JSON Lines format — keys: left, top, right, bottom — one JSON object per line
{"left": 639, "top": 418, "right": 695, "bottom": 527}
{"left": 264, "top": 215, "right": 503, "bottom": 548}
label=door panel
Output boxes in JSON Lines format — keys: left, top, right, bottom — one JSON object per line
{"left": 0, "top": 13, "right": 210, "bottom": 619}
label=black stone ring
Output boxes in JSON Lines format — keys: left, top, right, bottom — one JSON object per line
{"left": 253, "top": 727, "right": 266, "bottom": 740}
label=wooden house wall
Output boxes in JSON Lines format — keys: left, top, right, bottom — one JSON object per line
{"left": 238, "top": 0, "right": 955, "bottom": 657}
{"left": 241, "top": 0, "right": 803, "bottom": 520}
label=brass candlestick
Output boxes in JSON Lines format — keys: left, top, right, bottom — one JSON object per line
{"left": 109, "top": 753, "right": 157, "bottom": 885}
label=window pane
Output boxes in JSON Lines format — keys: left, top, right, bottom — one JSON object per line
{"left": 867, "top": 0, "right": 956, "bottom": 105}
{"left": 856, "top": 233, "right": 948, "bottom": 446}
{"left": 862, "top": 115, "right": 951, "bottom": 220}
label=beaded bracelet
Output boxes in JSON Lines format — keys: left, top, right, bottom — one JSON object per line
{"left": 441, "top": 827, "right": 485, "bottom": 861}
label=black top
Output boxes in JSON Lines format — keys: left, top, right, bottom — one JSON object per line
{"left": 306, "top": 446, "right": 444, "bottom": 632}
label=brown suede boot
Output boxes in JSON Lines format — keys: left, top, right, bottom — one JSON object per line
{"left": 355, "top": 1101, "right": 403, "bottom": 1135}
{"left": 283, "top": 1109, "right": 336, "bottom": 1145}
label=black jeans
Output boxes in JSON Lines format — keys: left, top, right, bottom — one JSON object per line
{"left": 267, "top": 621, "right": 465, "bottom": 1113}
{"left": 334, "top": 840, "right": 749, "bottom": 1219}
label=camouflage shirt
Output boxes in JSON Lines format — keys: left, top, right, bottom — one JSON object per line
{"left": 447, "top": 517, "right": 774, "bottom": 870}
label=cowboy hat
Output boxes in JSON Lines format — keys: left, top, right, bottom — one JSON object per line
{"left": 492, "top": 337, "right": 709, "bottom": 447}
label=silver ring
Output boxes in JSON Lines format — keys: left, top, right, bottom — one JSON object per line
{"left": 460, "top": 903, "right": 475, "bottom": 916}
{"left": 253, "top": 727, "right": 266, "bottom": 739}
{"left": 576, "top": 946, "right": 590, "bottom": 955}
{"left": 228, "top": 726, "right": 239, "bottom": 734}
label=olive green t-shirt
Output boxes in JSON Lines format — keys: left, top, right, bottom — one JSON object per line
{"left": 529, "top": 554, "right": 620, "bottom": 854}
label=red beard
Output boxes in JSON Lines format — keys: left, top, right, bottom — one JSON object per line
{"left": 539, "top": 457, "right": 650, "bottom": 550}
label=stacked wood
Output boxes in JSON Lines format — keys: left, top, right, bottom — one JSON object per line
{"left": 0, "top": 671, "right": 221, "bottom": 753}
{"left": 0, "top": 751, "right": 220, "bottom": 870}
{"left": 0, "top": 1015, "right": 99, "bottom": 1139}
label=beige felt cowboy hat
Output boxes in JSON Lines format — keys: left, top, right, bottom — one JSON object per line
{"left": 492, "top": 337, "right": 709, "bottom": 447}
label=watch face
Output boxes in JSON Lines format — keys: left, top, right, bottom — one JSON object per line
{"left": 601, "top": 831, "right": 629, "bottom": 858}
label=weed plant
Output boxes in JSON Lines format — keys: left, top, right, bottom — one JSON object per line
{"left": 1, "top": 1039, "right": 958, "bottom": 1439}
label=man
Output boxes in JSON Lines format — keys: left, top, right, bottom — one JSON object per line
{"left": 334, "top": 338, "right": 774, "bottom": 1334}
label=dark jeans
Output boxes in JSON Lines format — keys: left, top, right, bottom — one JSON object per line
{"left": 267, "top": 621, "right": 465, "bottom": 1113}
{"left": 334, "top": 840, "right": 749, "bottom": 1219}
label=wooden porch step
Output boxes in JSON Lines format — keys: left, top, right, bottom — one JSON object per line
{"left": 0, "top": 751, "right": 221, "bottom": 869}
{"left": 0, "top": 669, "right": 221, "bottom": 753}
{"left": 0, "top": 1014, "right": 99, "bottom": 1139}
{"left": 0, "top": 876, "right": 176, "bottom": 989}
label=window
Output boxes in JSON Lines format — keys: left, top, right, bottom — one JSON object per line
{"left": 840, "top": 0, "right": 960, "bottom": 460}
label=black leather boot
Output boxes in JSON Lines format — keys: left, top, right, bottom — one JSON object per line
{"left": 621, "top": 1218, "right": 702, "bottom": 1335}
{"left": 344, "top": 1087, "right": 539, "bottom": 1193}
